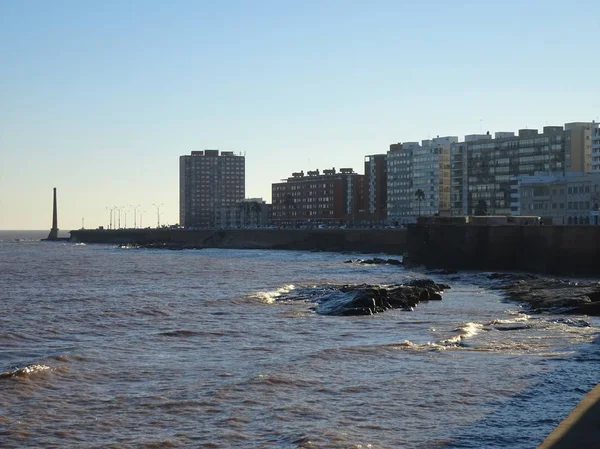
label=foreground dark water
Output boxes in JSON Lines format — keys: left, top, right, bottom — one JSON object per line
{"left": 1, "top": 231, "right": 599, "bottom": 448}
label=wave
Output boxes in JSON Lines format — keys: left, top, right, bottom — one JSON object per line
{"left": 0, "top": 364, "right": 51, "bottom": 378}
{"left": 159, "top": 329, "right": 200, "bottom": 337}
{"left": 441, "top": 322, "right": 485, "bottom": 346}
{"left": 251, "top": 284, "right": 296, "bottom": 304}
{"left": 488, "top": 311, "right": 531, "bottom": 325}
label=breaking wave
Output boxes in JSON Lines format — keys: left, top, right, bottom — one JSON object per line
{"left": 441, "top": 322, "right": 485, "bottom": 346}
{"left": 1, "top": 364, "right": 52, "bottom": 378}
{"left": 252, "top": 284, "right": 296, "bottom": 304}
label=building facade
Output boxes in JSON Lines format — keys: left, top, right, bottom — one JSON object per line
{"left": 179, "top": 150, "right": 245, "bottom": 228}
{"left": 387, "top": 142, "right": 415, "bottom": 223}
{"left": 271, "top": 168, "right": 364, "bottom": 226}
{"left": 215, "top": 198, "right": 269, "bottom": 228}
{"left": 364, "top": 154, "right": 387, "bottom": 222}
{"left": 565, "top": 122, "right": 597, "bottom": 173}
{"left": 387, "top": 137, "right": 454, "bottom": 222}
{"left": 450, "top": 123, "right": 598, "bottom": 216}
{"left": 514, "top": 172, "right": 600, "bottom": 225}
{"left": 592, "top": 126, "right": 600, "bottom": 172}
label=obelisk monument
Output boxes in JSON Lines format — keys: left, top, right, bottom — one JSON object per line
{"left": 46, "top": 187, "right": 59, "bottom": 240}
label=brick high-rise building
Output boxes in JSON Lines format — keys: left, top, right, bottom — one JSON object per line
{"left": 179, "top": 150, "right": 245, "bottom": 228}
{"left": 271, "top": 168, "right": 364, "bottom": 226}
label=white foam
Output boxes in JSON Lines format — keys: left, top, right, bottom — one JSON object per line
{"left": 253, "top": 284, "right": 296, "bottom": 304}
{"left": 441, "top": 322, "right": 484, "bottom": 345}
{"left": 488, "top": 312, "right": 531, "bottom": 326}
{"left": 1, "top": 364, "right": 51, "bottom": 378}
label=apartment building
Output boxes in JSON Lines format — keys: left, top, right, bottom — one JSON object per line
{"left": 451, "top": 123, "right": 598, "bottom": 216}
{"left": 179, "top": 150, "right": 245, "bottom": 228}
{"left": 386, "top": 137, "right": 454, "bottom": 222}
{"left": 513, "top": 172, "right": 600, "bottom": 225}
{"left": 364, "top": 154, "right": 387, "bottom": 222}
{"left": 592, "top": 126, "right": 600, "bottom": 172}
{"left": 215, "top": 198, "right": 269, "bottom": 228}
{"left": 387, "top": 142, "right": 416, "bottom": 223}
{"left": 271, "top": 168, "right": 364, "bottom": 226}
{"left": 565, "top": 122, "right": 596, "bottom": 173}
{"left": 416, "top": 136, "right": 455, "bottom": 216}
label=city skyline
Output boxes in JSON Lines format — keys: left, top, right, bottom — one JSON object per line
{"left": 2, "top": 0, "right": 599, "bottom": 230}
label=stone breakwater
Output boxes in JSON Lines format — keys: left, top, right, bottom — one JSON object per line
{"left": 70, "top": 228, "right": 407, "bottom": 254}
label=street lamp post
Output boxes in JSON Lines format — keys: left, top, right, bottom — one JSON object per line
{"left": 106, "top": 207, "right": 113, "bottom": 230}
{"left": 152, "top": 203, "right": 164, "bottom": 228}
{"left": 130, "top": 204, "right": 140, "bottom": 229}
{"left": 116, "top": 206, "right": 124, "bottom": 229}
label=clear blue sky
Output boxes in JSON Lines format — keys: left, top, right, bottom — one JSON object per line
{"left": 1, "top": 0, "right": 598, "bottom": 230}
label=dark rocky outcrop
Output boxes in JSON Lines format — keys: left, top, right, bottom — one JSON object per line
{"left": 276, "top": 279, "right": 449, "bottom": 316}
{"left": 426, "top": 269, "right": 459, "bottom": 275}
{"left": 343, "top": 258, "right": 403, "bottom": 266}
{"left": 488, "top": 273, "right": 600, "bottom": 316}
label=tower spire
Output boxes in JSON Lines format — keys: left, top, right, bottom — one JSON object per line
{"left": 47, "top": 187, "right": 59, "bottom": 240}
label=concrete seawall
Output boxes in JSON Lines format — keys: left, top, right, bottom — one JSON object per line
{"left": 69, "top": 228, "right": 408, "bottom": 254}
{"left": 537, "top": 383, "right": 600, "bottom": 448}
{"left": 405, "top": 224, "right": 600, "bottom": 277}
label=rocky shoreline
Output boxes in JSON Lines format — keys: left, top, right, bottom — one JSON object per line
{"left": 485, "top": 273, "right": 600, "bottom": 316}
{"left": 117, "top": 243, "right": 600, "bottom": 316}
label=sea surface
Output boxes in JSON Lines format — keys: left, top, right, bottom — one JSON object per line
{"left": 1, "top": 230, "right": 599, "bottom": 448}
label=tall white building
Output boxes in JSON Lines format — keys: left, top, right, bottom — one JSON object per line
{"left": 412, "top": 136, "right": 455, "bottom": 217}
{"left": 179, "top": 150, "right": 245, "bottom": 228}
{"left": 386, "top": 137, "right": 455, "bottom": 222}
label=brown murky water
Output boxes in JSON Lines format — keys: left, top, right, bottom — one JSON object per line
{"left": 1, "top": 232, "right": 599, "bottom": 448}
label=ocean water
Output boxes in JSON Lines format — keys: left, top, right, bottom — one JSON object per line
{"left": 1, "top": 230, "right": 599, "bottom": 448}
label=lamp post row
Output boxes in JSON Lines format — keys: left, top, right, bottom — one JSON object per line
{"left": 105, "top": 205, "right": 152, "bottom": 230}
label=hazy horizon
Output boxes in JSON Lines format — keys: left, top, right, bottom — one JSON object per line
{"left": 2, "top": 0, "right": 599, "bottom": 230}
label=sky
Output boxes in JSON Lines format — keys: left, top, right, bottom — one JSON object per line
{"left": 1, "top": 0, "right": 598, "bottom": 230}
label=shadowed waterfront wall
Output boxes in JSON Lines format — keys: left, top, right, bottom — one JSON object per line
{"left": 405, "top": 224, "right": 600, "bottom": 276}
{"left": 69, "top": 228, "right": 408, "bottom": 254}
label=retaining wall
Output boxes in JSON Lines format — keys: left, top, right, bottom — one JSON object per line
{"left": 405, "top": 225, "right": 600, "bottom": 276}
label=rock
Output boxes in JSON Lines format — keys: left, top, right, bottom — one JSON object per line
{"left": 273, "top": 279, "right": 449, "bottom": 316}
{"left": 492, "top": 277, "right": 600, "bottom": 315}
{"left": 487, "top": 272, "right": 537, "bottom": 281}
{"left": 426, "top": 269, "right": 458, "bottom": 275}
{"left": 356, "top": 258, "right": 403, "bottom": 266}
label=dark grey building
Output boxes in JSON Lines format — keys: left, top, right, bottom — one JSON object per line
{"left": 179, "top": 150, "right": 245, "bottom": 228}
